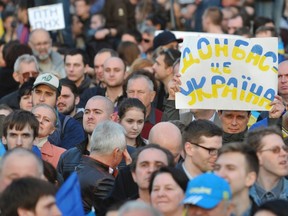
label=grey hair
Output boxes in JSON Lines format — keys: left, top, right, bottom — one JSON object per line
{"left": 14, "top": 54, "right": 39, "bottom": 73}
{"left": 127, "top": 74, "right": 154, "bottom": 92}
{"left": 118, "top": 200, "right": 162, "bottom": 216}
{"left": 0, "top": 148, "right": 43, "bottom": 177}
{"left": 90, "top": 121, "right": 126, "bottom": 154}
{"left": 31, "top": 103, "right": 57, "bottom": 126}
{"left": 140, "top": 25, "right": 156, "bottom": 36}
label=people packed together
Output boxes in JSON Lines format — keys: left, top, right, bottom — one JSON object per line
{"left": 0, "top": 0, "right": 288, "bottom": 216}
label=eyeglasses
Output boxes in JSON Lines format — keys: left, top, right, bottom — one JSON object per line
{"left": 164, "top": 49, "right": 176, "bottom": 62}
{"left": 142, "top": 38, "right": 150, "bottom": 43}
{"left": 259, "top": 145, "right": 288, "bottom": 154}
{"left": 172, "top": 57, "right": 180, "bottom": 69}
{"left": 189, "top": 142, "right": 219, "bottom": 156}
{"left": 21, "top": 71, "right": 39, "bottom": 81}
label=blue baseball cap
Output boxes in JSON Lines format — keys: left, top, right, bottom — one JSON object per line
{"left": 182, "top": 172, "right": 232, "bottom": 209}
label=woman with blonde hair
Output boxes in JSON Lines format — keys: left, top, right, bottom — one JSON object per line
{"left": 129, "top": 58, "right": 154, "bottom": 74}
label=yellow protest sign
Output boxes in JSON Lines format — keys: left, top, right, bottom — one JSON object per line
{"left": 176, "top": 35, "right": 278, "bottom": 111}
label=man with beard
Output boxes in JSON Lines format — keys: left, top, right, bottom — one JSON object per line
{"left": 32, "top": 73, "right": 85, "bottom": 149}
{"left": 57, "top": 79, "right": 83, "bottom": 124}
{"left": 28, "top": 28, "right": 66, "bottom": 79}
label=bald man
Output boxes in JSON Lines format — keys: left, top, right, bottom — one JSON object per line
{"left": 57, "top": 96, "right": 117, "bottom": 180}
{"left": 256, "top": 60, "right": 288, "bottom": 122}
{"left": 0, "top": 148, "right": 43, "bottom": 193}
{"left": 148, "top": 122, "right": 183, "bottom": 163}
{"left": 103, "top": 57, "right": 126, "bottom": 107}
{"left": 28, "top": 28, "right": 65, "bottom": 78}
{"left": 278, "top": 60, "right": 288, "bottom": 105}
{"left": 78, "top": 49, "right": 119, "bottom": 108}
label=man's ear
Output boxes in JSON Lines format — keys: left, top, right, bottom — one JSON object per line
{"left": 245, "top": 171, "right": 257, "bottom": 187}
{"left": 248, "top": 112, "right": 252, "bottom": 118}
{"left": 257, "top": 152, "right": 263, "bottom": 165}
{"left": 150, "top": 91, "right": 156, "bottom": 103}
{"left": 184, "top": 142, "right": 193, "bottom": 156}
{"left": 75, "top": 96, "right": 80, "bottom": 106}
{"left": 131, "top": 171, "right": 137, "bottom": 183}
{"left": 17, "top": 208, "right": 34, "bottom": 216}
{"left": 218, "top": 110, "right": 223, "bottom": 118}
{"left": 2, "top": 136, "right": 7, "bottom": 145}
{"left": 111, "top": 112, "right": 119, "bottom": 122}
{"left": 167, "top": 66, "right": 173, "bottom": 76}
{"left": 84, "top": 64, "right": 90, "bottom": 74}
{"left": 28, "top": 40, "right": 33, "bottom": 48}
{"left": 116, "top": 115, "right": 120, "bottom": 123}
{"left": 49, "top": 127, "right": 56, "bottom": 135}
{"left": 12, "top": 72, "right": 20, "bottom": 82}
{"left": 113, "top": 147, "right": 122, "bottom": 161}
{"left": 226, "top": 202, "right": 235, "bottom": 216}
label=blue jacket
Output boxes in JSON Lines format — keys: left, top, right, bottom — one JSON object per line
{"left": 249, "top": 178, "right": 288, "bottom": 206}
{"left": 49, "top": 112, "right": 86, "bottom": 150}
{"left": 57, "top": 138, "right": 89, "bottom": 181}
{"left": 0, "top": 141, "right": 42, "bottom": 158}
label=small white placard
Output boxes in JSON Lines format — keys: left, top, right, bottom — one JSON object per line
{"left": 28, "top": 3, "right": 65, "bottom": 31}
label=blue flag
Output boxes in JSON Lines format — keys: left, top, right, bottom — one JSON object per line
{"left": 56, "top": 172, "right": 85, "bottom": 216}
{"left": 0, "top": 141, "right": 6, "bottom": 158}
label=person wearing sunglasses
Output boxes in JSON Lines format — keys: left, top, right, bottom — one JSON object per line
{"left": 0, "top": 54, "right": 39, "bottom": 109}
{"left": 140, "top": 26, "right": 155, "bottom": 57}
{"left": 246, "top": 126, "right": 288, "bottom": 206}
{"left": 180, "top": 119, "right": 223, "bottom": 179}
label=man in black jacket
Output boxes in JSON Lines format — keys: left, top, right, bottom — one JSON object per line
{"left": 76, "top": 121, "right": 127, "bottom": 214}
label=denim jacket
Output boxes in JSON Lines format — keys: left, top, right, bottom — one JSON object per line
{"left": 249, "top": 178, "right": 288, "bottom": 206}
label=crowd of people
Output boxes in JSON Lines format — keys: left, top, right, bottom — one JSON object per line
{"left": 0, "top": 0, "right": 288, "bottom": 216}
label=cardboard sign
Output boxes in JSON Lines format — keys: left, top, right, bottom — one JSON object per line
{"left": 154, "top": 31, "right": 241, "bottom": 50}
{"left": 28, "top": 3, "right": 65, "bottom": 31}
{"left": 176, "top": 36, "right": 278, "bottom": 111}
